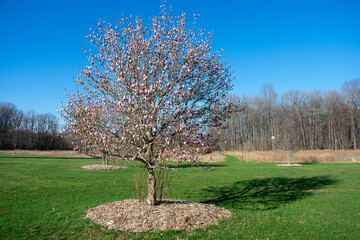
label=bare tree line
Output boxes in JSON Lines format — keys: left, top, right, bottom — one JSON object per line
{"left": 220, "top": 79, "right": 360, "bottom": 151}
{"left": 0, "top": 102, "right": 71, "bottom": 150}
{"left": 2, "top": 79, "right": 359, "bottom": 152}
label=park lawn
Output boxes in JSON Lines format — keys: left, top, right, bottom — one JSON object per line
{"left": 0, "top": 153, "right": 359, "bottom": 239}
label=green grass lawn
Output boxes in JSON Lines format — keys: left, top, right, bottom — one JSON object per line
{"left": 0, "top": 153, "right": 359, "bottom": 239}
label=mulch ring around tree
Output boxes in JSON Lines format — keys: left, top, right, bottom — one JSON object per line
{"left": 85, "top": 199, "right": 231, "bottom": 232}
{"left": 81, "top": 164, "right": 128, "bottom": 170}
{"left": 276, "top": 164, "right": 302, "bottom": 167}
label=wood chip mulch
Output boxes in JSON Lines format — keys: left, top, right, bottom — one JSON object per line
{"left": 276, "top": 164, "right": 302, "bottom": 166}
{"left": 81, "top": 164, "right": 128, "bottom": 170}
{"left": 85, "top": 199, "right": 231, "bottom": 232}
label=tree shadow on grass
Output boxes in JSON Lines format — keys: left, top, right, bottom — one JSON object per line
{"left": 202, "top": 176, "right": 338, "bottom": 210}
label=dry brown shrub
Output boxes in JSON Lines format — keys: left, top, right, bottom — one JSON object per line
{"left": 225, "top": 150, "right": 360, "bottom": 163}
{"left": 0, "top": 150, "right": 91, "bottom": 158}
{"left": 198, "top": 152, "right": 226, "bottom": 162}
{"left": 0, "top": 150, "right": 226, "bottom": 163}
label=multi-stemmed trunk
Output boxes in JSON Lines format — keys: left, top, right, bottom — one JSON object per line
{"left": 286, "top": 151, "right": 292, "bottom": 165}
{"left": 145, "top": 132, "right": 157, "bottom": 205}
{"left": 146, "top": 167, "right": 157, "bottom": 205}
{"left": 102, "top": 153, "right": 108, "bottom": 165}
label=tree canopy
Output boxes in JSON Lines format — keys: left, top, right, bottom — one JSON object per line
{"left": 61, "top": 5, "right": 234, "bottom": 205}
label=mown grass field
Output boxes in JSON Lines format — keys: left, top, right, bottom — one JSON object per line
{"left": 0, "top": 153, "right": 359, "bottom": 239}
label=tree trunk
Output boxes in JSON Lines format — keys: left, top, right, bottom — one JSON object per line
{"left": 286, "top": 151, "right": 292, "bottom": 165}
{"left": 102, "top": 154, "right": 108, "bottom": 165}
{"left": 297, "top": 111, "right": 306, "bottom": 149}
{"left": 352, "top": 115, "right": 357, "bottom": 150}
{"left": 146, "top": 167, "right": 157, "bottom": 205}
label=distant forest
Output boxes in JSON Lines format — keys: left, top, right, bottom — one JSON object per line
{"left": 2, "top": 79, "right": 359, "bottom": 152}
{"left": 220, "top": 79, "right": 360, "bottom": 151}
{"left": 0, "top": 102, "right": 71, "bottom": 150}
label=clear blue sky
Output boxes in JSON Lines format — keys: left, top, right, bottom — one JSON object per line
{"left": 1, "top": 0, "right": 359, "bottom": 124}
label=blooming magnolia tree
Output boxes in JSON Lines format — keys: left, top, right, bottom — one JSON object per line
{"left": 61, "top": 5, "right": 234, "bottom": 205}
